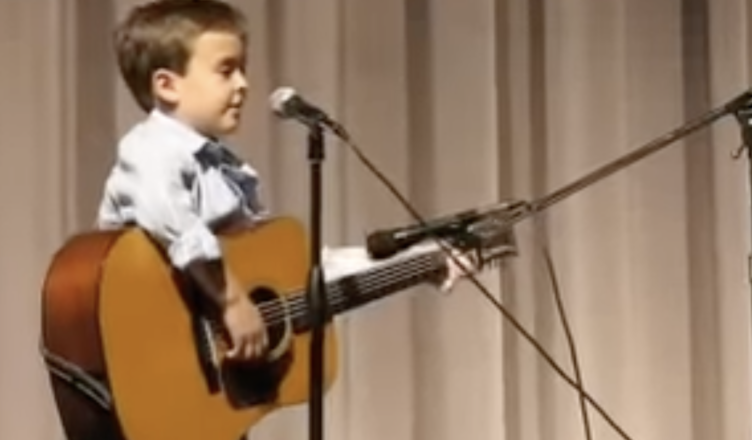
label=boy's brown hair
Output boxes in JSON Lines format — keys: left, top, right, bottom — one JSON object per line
{"left": 114, "top": 0, "right": 247, "bottom": 112}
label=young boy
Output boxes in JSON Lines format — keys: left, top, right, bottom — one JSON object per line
{"left": 98, "top": 0, "right": 471, "bottom": 366}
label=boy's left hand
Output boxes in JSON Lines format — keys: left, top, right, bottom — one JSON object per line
{"left": 439, "top": 248, "right": 478, "bottom": 293}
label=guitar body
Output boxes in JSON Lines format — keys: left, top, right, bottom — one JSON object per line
{"left": 41, "top": 217, "right": 339, "bottom": 440}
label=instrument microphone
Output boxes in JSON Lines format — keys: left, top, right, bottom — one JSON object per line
{"left": 269, "top": 87, "right": 350, "bottom": 141}
{"left": 365, "top": 201, "right": 522, "bottom": 260}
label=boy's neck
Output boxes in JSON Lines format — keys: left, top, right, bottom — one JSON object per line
{"left": 151, "top": 107, "right": 223, "bottom": 143}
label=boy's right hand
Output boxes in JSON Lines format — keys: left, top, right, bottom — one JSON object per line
{"left": 222, "top": 293, "right": 268, "bottom": 362}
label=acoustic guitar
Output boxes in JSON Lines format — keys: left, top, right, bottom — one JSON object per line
{"left": 40, "top": 215, "right": 515, "bottom": 440}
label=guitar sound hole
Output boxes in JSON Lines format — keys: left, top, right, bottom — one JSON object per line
{"left": 219, "top": 286, "right": 294, "bottom": 409}
{"left": 250, "top": 287, "right": 291, "bottom": 353}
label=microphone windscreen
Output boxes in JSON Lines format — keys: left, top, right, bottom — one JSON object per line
{"left": 366, "top": 231, "right": 400, "bottom": 260}
{"left": 269, "top": 87, "right": 297, "bottom": 116}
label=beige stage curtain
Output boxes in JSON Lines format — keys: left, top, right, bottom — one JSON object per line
{"left": 1, "top": 0, "right": 752, "bottom": 439}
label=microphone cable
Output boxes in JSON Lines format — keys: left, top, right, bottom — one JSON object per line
{"left": 340, "top": 135, "right": 634, "bottom": 440}
{"left": 532, "top": 214, "right": 594, "bottom": 440}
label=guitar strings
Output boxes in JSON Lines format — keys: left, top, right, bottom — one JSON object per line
{"left": 252, "top": 253, "right": 434, "bottom": 316}
{"left": 251, "top": 256, "right": 435, "bottom": 324}
{"left": 250, "top": 256, "right": 436, "bottom": 326}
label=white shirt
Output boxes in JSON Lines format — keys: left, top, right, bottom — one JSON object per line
{"left": 96, "top": 109, "right": 435, "bottom": 280}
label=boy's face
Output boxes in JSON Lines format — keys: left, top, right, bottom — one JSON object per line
{"left": 154, "top": 30, "right": 248, "bottom": 138}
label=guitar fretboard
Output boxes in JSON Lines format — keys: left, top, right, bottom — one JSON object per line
{"left": 257, "top": 250, "right": 446, "bottom": 333}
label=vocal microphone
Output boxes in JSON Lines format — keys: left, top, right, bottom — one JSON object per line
{"left": 269, "top": 87, "right": 351, "bottom": 141}
{"left": 366, "top": 200, "right": 522, "bottom": 260}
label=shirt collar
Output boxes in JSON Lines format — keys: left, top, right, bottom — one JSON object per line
{"left": 146, "top": 108, "right": 213, "bottom": 154}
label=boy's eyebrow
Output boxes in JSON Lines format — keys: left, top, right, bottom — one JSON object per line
{"left": 218, "top": 59, "right": 241, "bottom": 71}
{"left": 216, "top": 52, "right": 244, "bottom": 63}
{"left": 217, "top": 54, "right": 247, "bottom": 68}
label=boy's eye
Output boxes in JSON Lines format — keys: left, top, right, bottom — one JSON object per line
{"left": 218, "top": 63, "right": 245, "bottom": 77}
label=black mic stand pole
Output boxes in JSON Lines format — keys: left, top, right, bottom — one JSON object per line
{"left": 306, "top": 122, "right": 328, "bottom": 440}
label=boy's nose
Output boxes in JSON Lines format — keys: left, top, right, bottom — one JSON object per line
{"left": 233, "top": 71, "right": 248, "bottom": 91}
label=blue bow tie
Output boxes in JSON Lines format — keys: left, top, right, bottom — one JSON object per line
{"left": 194, "top": 141, "right": 244, "bottom": 170}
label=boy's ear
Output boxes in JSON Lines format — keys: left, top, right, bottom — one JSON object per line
{"left": 152, "top": 68, "right": 180, "bottom": 106}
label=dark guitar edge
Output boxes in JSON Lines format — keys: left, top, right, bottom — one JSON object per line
{"left": 40, "top": 229, "right": 128, "bottom": 440}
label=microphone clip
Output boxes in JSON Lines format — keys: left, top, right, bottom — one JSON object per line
{"left": 365, "top": 200, "right": 524, "bottom": 261}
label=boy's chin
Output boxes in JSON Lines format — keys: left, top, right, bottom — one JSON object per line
{"left": 213, "top": 119, "right": 241, "bottom": 137}
{"left": 221, "top": 123, "right": 240, "bottom": 134}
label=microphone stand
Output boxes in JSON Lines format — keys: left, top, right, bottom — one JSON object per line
{"left": 500, "top": 89, "right": 752, "bottom": 228}
{"left": 306, "top": 123, "right": 328, "bottom": 440}
{"left": 293, "top": 87, "right": 752, "bottom": 440}
{"left": 493, "top": 89, "right": 752, "bottom": 409}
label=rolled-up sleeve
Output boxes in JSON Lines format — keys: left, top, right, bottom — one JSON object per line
{"left": 121, "top": 145, "right": 221, "bottom": 270}
{"left": 164, "top": 221, "right": 222, "bottom": 269}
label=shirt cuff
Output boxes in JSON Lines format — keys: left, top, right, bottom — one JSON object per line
{"left": 167, "top": 223, "right": 222, "bottom": 269}
{"left": 322, "top": 246, "right": 373, "bottom": 280}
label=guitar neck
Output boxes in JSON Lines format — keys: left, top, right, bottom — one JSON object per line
{"left": 280, "top": 250, "right": 447, "bottom": 333}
